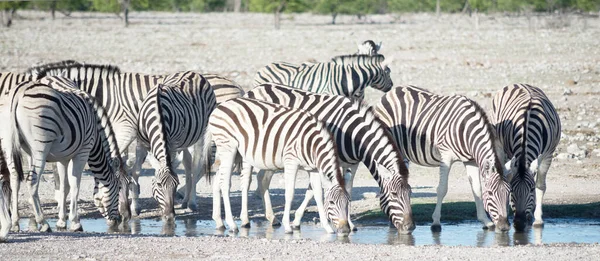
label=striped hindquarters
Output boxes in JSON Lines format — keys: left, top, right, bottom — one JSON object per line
{"left": 205, "top": 74, "right": 244, "bottom": 104}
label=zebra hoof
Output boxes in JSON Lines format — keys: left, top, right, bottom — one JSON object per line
{"left": 241, "top": 222, "right": 251, "bottom": 229}
{"left": 11, "top": 223, "right": 20, "bottom": 233}
{"left": 430, "top": 224, "right": 442, "bottom": 233}
{"left": 533, "top": 221, "right": 544, "bottom": 228}
{"left": 215, "top": 225, "right": 226, "bottom": 231}
{"left": 292, "top": 225, "right": 301, "bottom": 231}
{"left": 39, "top": 223, "right": 52, "bottom": 233}
{"left": 56, "top": 220, "right": 67, "bottom": 231}
{"left": 28, "top": 219, "right": 38, "bottom": 231}
{"left": 352, "top": 226, "right": 358, "bottom": 232}
{"left": 271, "top": 220, "right": 282, "bottom": 228}
{"left": 70, "top": 223, "right": 83, "bottom": 232}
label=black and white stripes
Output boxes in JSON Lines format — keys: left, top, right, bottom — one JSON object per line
{"left": 491, "top": 84, "right": 561, "bottom": 231}
{"left": 246, "top": 84, "right": 414, "bottom": 234}
{"left": 136, "top": 71, "right": 215, "bottom": 221}
{"left": 3, "top": 76, "right": 126, "bottom": 232}
{"left": 208, "top": 97, "right": 350, "bottom": 234}
{"left": 253, "top": 54, "right": 393, "bottom": 99}
{"left": 375, "top": 85, "right": 510, "bottom": 232}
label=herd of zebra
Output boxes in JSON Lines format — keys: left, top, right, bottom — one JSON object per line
{"left": 0, "top": 40, "right": 561, "bottom": 242}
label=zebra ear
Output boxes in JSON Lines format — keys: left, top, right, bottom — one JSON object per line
{"left": 376, "top": 41, "right": 383, "bottom": 52}
{"left": 504, "top": 156, "right": 516, "bottom": 181}
{"left": 376, "top": 163, "right": 393, "bottom": 182}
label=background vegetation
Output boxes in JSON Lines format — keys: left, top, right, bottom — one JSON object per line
{"left": 1, "top": 0, "right": 598, "bottom": 27}
{"left": 2, "top": 0, "right": 598, "bottom": 14}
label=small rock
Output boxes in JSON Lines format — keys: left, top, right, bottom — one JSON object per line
{"left": 593, "top": 149, "right": 600, "bottom": 157}
{"left": 362, "top": 192, "right": 377, "bottom": 199}
{"left": 555, "top": 153, "right": 571, "bottom": 160}
{"left": 563, "top": 88, "right": 573, "bottom": 95}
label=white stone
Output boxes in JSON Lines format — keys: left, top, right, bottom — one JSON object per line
{"left": 563, "top": 88, "right": 573, "bottom": 95}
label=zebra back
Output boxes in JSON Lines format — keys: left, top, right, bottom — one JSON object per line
{"left": 247, "top": 83, "right": 408, "bottom": 181}
{"left": 254, "top": 54, "right": 392, "bottom": 99}
{"left": 204, "top": 74, "right": 245, "bottom": 104}
{"left": 492, "top": 84, "right": 561, "bottom": 174}
{"left": 0, "top": 72, "right": 32, "bottom": 98}
{"left": 210, "top": 97, "right": 345, "bottom": 188}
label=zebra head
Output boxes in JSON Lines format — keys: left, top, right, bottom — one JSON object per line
{"left": 324, "top": 183, "right": 351, "bottom": 236}
{"left": 376, "top": 164, "right": 415, "bottom": 234}
{"left": 481, "top": 158, "right": 511, "bottom": 232}
{"left": 110, "top": 157, "right": 133, "bottom": 224}
{"left": 370, "top": 56, "right": 394, "bottom": 93}
{"left": 505, "top": 156, "right": 537, "bottom": 232}
{"left": 357, "top": 40, "right": 382, "bottom": 56}
{"left": 151, "top": 166, "right": 179, "bottom": 223}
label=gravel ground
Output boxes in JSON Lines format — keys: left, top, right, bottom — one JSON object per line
{"left": 1, "top": 10, "right": 599, "bottom": 259}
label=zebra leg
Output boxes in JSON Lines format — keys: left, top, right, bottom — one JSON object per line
{"left": 344, "top": 165, "right": 358, "bottom": 231}
{"left": 431, "top": 159, "right": 453, "bottom": 232}
{"left": 181, "top": 149, "right": 196, "bottom": 211}
{"left": 258, "top": 169, "right": 280, "bottom": 227}
{"left": 282, "top": 164, "right": 299, "bottom": 234}
{"left": 212, "top": 148, "right": 236, "bottom": 231}
{"left": 220, "top": 163, "right": 238, "bottom": 233}
{"left": 239, "top": 162, "right": 252, "bottom": 228}
{"left": 309, "top": 171, "right": 335, "bottom": 234}
{"left": 465, "top": 162, "right": 494, "bottom": 229}
{"left": 26, "top": 154, "right": 51, "bottom": 232}
{"left": 55, "top": 161, "right": 69, "bottom": 231}
{"left": 130, "top": 145, "right": 147, "bottom": 216}
{"left": 292, "top": 170, "right": 314, "bottom": 230}
{"left": 67, "top": 155, "right": 87, "bottom": 232}
{"left": 9, "top": 167, "right": 20, "bottom": 232}
{"left": 0, "top": 180, "right": 10, "bottom": 242}
{"left": 533, "top": 157, "right": 551, "bottom": 227}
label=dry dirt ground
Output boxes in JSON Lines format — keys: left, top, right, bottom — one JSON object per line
{"left": 1, "top": 10, "right": 599, "bottom": 260}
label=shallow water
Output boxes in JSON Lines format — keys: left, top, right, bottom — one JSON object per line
{"left": 19, "top": 218, "right": 600, "bottom": 246}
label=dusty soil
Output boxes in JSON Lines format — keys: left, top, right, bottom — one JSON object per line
{"left": 1, "top": 10, "right": 599, "bottom": 259}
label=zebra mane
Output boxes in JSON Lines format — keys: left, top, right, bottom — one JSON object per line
{"left": 516, "top": 85, "right": 534, "bottom": 177}
{"left": 25, "top": 60, "right": 83, "bottom": 75}
{"left": 343, "top": 98, "right": 410, "bottom": 181}
{"left": 465, "top": 97, "right": 505, "bottom": 178}
{"left": 330, "top": 54, "right": 385, "bottom": 65}
{"left": 32, "top": 61, "right": 122, "bottom": 79}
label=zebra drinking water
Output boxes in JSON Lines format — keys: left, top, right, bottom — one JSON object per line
{"left": 1, "top": 76, "right": 129, "bottom": 232}
{"left": 207, "top": 97, "right": 351, "bottom": 235}
{"left": 374, "top": 86, "right": 511, "bottom": 232}
{"left": 246, "top": 83, "right": 414, "bottom": 234}
{"left": 253, "top": 54, "right": 393, "bottom": 100}
{"left": 135, "top": 71, "right": 215, "bottom": 222}
{"left": 491, "top": 84, "right": 561, "bottom": 231}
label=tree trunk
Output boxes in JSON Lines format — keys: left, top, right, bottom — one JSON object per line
{"left": 274, "top": 1, "right": 286, "bottom": 30}
{"left": 2, "top": 9, "right": 15, "bottom": 27}
{"left": 436, "top": 0, "right": 440, "bottom": 16}
{"left": 51, "top": 0, "right": 57, "bottom": 20}
{"left": 462, "top": 0, "right": 471, "bottom": 17}
{"left": 234, "top": 0, "right": 241, "bottom": 12}
{"left": 332, "top": 13, "right": 337, "bottom": 24}
{"left": 122, "top": 0, "right": 130, "bottom": 27}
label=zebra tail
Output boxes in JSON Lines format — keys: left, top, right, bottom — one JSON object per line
{"left": 191, "top": 128, "right": 214, "bottom": 185}
{"left": 9, "top": 88, "right": 24, "bottom": 182}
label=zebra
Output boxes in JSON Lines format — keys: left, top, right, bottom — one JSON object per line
{"left": 356, "top": 40, "right": 382, "bottom": 56}
{"left": 491, "top": 84, "right": 561, "bottom": 231}
{"left": 135, "top": 71, "right": 215, "bottom": 222}
{"left": 1, "top": 76, "right": 129, "bottom": 232}
{"left": 374, "top": 85, "right": 511, "bottom": 232}
{"left": 207, "top": 97, "right": 351, "bottom": 235}
{"left": 253, "top": 54, "right": 393, "bottom": 100}
{"left": 246, "top": 83, "right": 414, "bottom": 234}
{"left": 0, "top": 139, "right": 12, "bottom": 242}
{"left": 29, "top": 61, "right": 237, "bottom": 214}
